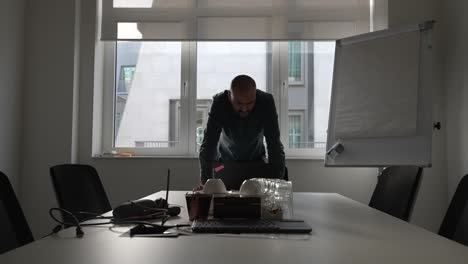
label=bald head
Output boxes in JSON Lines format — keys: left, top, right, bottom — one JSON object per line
{"left": 231, "top": 75, "right": 256, "bottom": 93}
{"left": 229, "top": 75, "right": 257, "bottom": 118}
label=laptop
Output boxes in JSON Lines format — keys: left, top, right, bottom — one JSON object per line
{"left": 212, "top": 161, "right": 278, "bottom": 190}
{"left": 191, "top": 219, "right": 312, "bottom": 234}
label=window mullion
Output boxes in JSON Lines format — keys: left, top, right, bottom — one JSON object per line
{"left": 278, "top": 42, "right": 289, "bottom": 150}
{"left": 187, "top": 41, "right": 198, "bottom": 155}
{"left": 103, "top": 41, "right": 116, "bottom": 153}
{"left": 179, "top": 42, "right": 192, "bottom": 155}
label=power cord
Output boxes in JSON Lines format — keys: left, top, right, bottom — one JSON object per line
{"left": 49, "top": 208, "right": 85, "bottom": 238}
{"left": 48, "top": 207, "right": 189, "bottom": 238}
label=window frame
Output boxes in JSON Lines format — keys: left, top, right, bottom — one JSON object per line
{"left": 101, "top": 41, "right": 327, "bottom": 158}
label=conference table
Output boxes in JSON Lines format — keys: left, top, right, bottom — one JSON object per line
{"left": 2, "top": 191, "right": 468, "bottom": 263}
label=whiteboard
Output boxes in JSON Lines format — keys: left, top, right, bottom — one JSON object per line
{"left": 325, "top": 22, "right": 434, "bottom": 167}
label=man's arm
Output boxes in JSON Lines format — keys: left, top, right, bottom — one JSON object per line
{"left": 199, "top": 99, "right": 222, "bottom": 184}
{"left": 264, "top": 94, "right": 286, "bottom": 179}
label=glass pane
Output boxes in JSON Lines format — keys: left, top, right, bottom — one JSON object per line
{"left": 288, "top": 42, "right": 302, "bottom": 83}
{"left": 196, "top": 42, "right": 271, "bottom": 150}
{"left": 289, "top": 115, "right": 302, "bottom": 148}
{"left": 287, "top": 41, "right": 335, "bottom": 149}
{"left": 114, "top": 42, "right": 182, "bottom": 148}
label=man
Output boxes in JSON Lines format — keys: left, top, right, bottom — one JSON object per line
{"left": 199, "top": 75, "right": 285, "bottom": 185}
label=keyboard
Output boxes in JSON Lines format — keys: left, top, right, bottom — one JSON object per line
{"left": 191, "top": 219, "right": 312, "bottom": 234}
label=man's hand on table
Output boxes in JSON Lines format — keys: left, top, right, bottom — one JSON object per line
{"left": 192, "top": 184, "right": 203, "bottom": 192}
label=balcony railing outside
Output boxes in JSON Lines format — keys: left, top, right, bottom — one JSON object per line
{"left": 134, "top": 141, "right": 179, "bottom": 148}
{"left": 135, "top": 140, "right": 326, "bottom": 149}
{"left": 289, "top": 141, "right": 326, "bottom": 149}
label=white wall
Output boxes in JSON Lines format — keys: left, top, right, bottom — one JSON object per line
{"left": 442, "top": 0, "right": 468, "bottom": 201}
{"left": 388, "top": 0, "right": 448, "bottom": 232}
{"left": 20, "top": 0, "right": 79, "bottom": 237}
{"left": 18, "top": 0, "right": 455, "bottom": 237}
{"left": 0, "top": 0, "right": 24, "bottom": 193}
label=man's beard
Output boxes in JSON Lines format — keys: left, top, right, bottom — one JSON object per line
{"left": 239, "top": 111, "right": 249, "bottom": 118}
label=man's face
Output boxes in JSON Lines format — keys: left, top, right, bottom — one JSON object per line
{"left": 230, "top": 87, "right": 256, "bottom": 118}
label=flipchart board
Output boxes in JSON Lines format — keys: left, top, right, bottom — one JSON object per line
{"left": 325, "top": 21, "right": 435, "bottom": 167}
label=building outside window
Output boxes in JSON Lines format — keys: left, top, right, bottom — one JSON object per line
{"left": 115, "top": 65, "right": 136, "bottom": 133}
{"left": 288, "top": 42, "right": 304, "bottom": 85}
{"left": 120, "top": 66, "right": 135, "bottom": 92}
{"left": 288, "top": 112, "right": 304, "bottom": 148}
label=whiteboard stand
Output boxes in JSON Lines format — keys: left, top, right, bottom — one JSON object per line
{"left": 325, "top": 21, "right": 435, "bottom": 167}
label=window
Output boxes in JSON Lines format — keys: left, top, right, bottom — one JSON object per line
{"left": 288, "top": 42, "right": 304, "bottom": 85}
{"left": 288, "top": 112, "right": 304, "bottom": 148}
{"left": 119, "top": 66, "right": 135, "bottom": 93}
{"left": 99, "top": 0, "right": 374, "bottom": 157}
{"left": 112, "top": 41, "right": 184, "bottom": 153}
{"left": 196, "top": 42, "right": 270, "bottom": 147}
{"left": 103, "top": 41, "right": 335, "bottom": 157}
{"left": 115, "top": 65, "right": 135, "bottom": 132}
{"left": 286, "top": 42, "right": 335, "bottom": 152}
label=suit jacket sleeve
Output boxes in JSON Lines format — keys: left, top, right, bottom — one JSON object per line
{"left": 198, "top": 96, "right": 222, "bottom": 184}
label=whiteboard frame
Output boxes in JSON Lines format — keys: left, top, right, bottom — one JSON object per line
{"left": 325, "top": 21, "right": 435, "bottom": 167}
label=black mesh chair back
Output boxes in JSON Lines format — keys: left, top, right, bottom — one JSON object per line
{"left": 0, "top": 171, "right": 34, "bottom": 254}
{"left": 369, "top": 166, "right": 422, "bottom": 221}
{"left": 50, "top": 164, "right": 112, "bottom": 223}
{"left": 439, "top": 174, "right": 468, "bottom": 246}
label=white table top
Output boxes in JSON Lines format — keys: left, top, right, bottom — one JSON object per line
{"left": 2, "top": 191, "right": 468, "bottom": 264}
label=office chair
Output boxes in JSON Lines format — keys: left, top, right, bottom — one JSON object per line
{"left": 438, "top": 174, "right": 468, "bottom": 246}
{"left": 50, "top": 164, "right": 112, "bottom": 223}
{"left": 0, "top": 171, "right": 34, "bottom": 254}
{"left": 369, "top": 166, "right": 422, "bottom": 222}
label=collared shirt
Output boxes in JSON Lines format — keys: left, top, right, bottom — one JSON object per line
{"left": 199, "top": 89, "right": 285, "bottom": 183}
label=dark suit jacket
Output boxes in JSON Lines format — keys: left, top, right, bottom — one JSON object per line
{"left": 199, "top": 89, "right": 285, "bottom": 183}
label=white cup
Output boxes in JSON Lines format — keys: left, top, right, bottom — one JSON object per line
{"left": 203, "top": 179, "right": 227, "bottom": 194}
{"left": 239, "top": 179, "right": 263, "bottom": 196}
